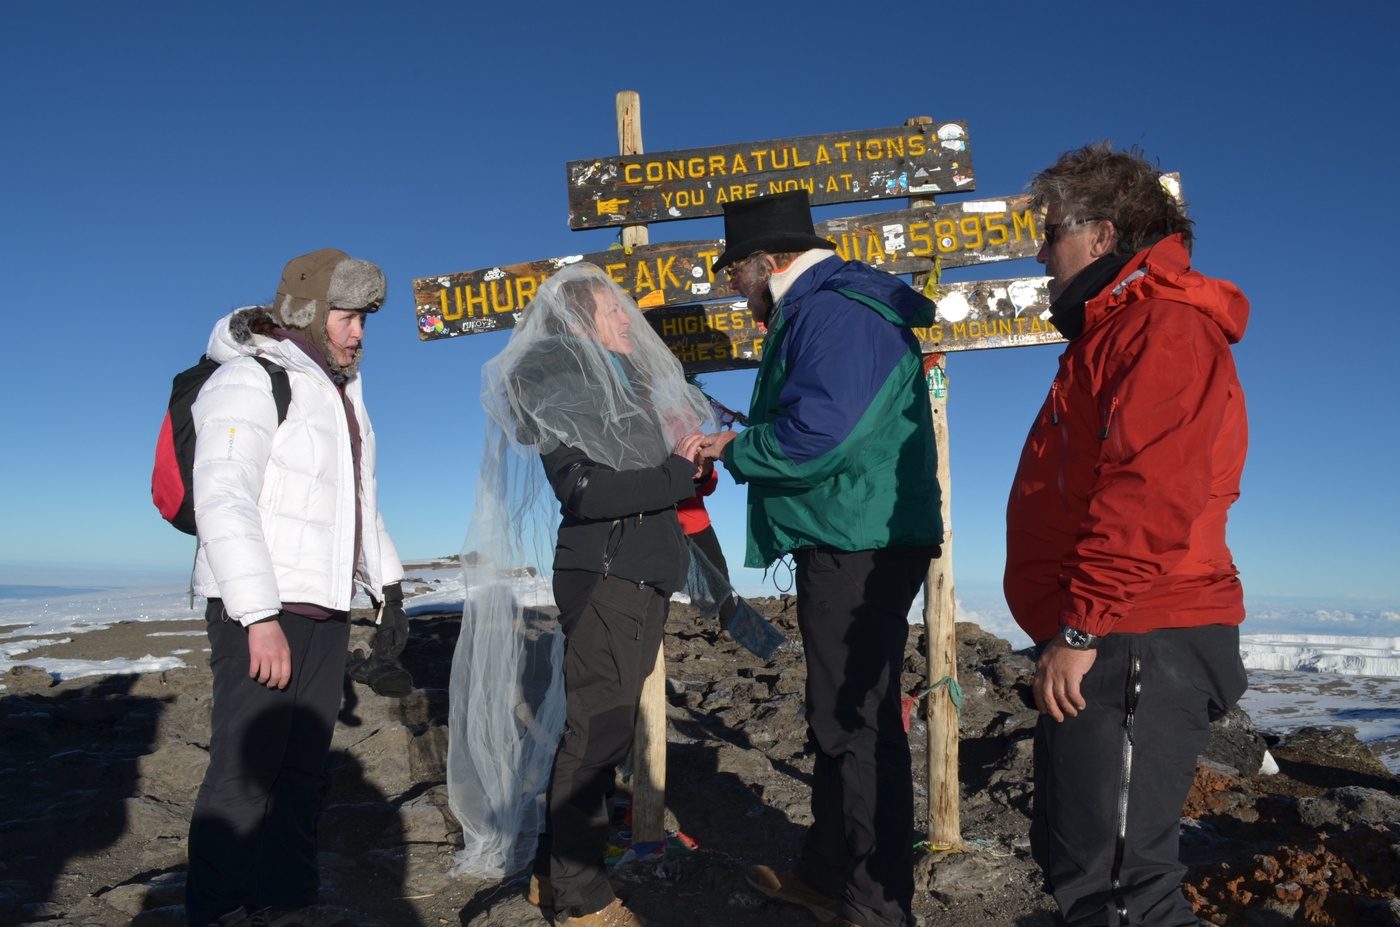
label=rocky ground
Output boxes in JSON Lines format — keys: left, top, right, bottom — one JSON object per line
{"left": 2, "top": 582, "right": 1398, "bottom": 927}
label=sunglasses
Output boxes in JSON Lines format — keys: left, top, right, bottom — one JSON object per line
{"left": 1042, "top": 217, "right": 1107, "bottom": 246}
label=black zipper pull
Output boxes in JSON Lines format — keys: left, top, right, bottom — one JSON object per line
{"left": 1101, "top": 396, "right": 1119, "bottom": 440}
{"left": 1124, "top": 654, "right": 1141, "bottom": 745}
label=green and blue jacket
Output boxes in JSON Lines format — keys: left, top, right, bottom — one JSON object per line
{"left": 723, "top": 256, "right": 944, "bottom": 567}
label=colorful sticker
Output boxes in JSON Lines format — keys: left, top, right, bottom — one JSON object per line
{"left": 937, "top": 123, "right": 964, "bottom": 140}
{"left": 419, "top": 315, "right": 445, "bottom": 334}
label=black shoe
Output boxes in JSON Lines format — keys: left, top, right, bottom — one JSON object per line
{"left": 348, "top": 653, "right": 414, "bottom": 698}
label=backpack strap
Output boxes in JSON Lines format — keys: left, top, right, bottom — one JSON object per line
{"left": 253, "top": 356, "right": 292, "bottom": 425}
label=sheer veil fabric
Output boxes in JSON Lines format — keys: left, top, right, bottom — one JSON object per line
{"left": 447, "top": 263, "right": 712, "bottom": 877}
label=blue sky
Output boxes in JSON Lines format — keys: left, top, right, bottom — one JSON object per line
{"left": 1, "top": 2, "right": 1396, "bottom": 612}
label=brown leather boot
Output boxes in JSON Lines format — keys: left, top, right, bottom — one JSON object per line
{"left": 556, "top": 898, "right": 645, "bottom": 926}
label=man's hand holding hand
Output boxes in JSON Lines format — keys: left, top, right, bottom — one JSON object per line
{"left": 698, "top": 431, "right": 738, "bottom": 461}
{"left": 1033, "top": 637, "right": 1097, "bottom": 722}
{"left": 248, "top": 619, "right": 292, "bottom": 689}
{"left": 674, "top": 433, "right": 707, "bottom": 465}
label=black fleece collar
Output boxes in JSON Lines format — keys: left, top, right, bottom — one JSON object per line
{"left": 1048, "top": 252, "right": 1133, "bottom": 341}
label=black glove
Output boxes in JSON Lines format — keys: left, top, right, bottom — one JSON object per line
{"left": 348, "top": 581, "right": 414, "bottom": 698}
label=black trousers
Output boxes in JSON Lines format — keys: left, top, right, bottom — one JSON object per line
{"left": 687, "top": 524, "right": 737, "bottom": 628}
{"left": 186, "top": 601, "right": 350, "bottom": 927}
{"left": 1031, "top": 624, "right": 1247, "bottom": 926}
{"left": 795, "top": 546, "right": 933, "bottom": 927}
{"left": 534, "top": 571, "right": 668, "bottom": 916}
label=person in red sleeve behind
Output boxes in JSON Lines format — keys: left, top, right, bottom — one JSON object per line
{"left": 1005, "top": 144, "right": 1250, "bottom": 927}
{"left": 676, "top": 464, "right": 738, "bottom": 631}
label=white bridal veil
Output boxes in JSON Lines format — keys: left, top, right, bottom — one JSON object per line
{"left": 447, "top": 263, "right": 712, "bottom": 877}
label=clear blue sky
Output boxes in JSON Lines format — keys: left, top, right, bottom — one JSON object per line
{"left": 2, "top": 2, "right": 1395, "bottom": 607}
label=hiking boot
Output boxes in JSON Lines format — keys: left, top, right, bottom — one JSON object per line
{"left": 347, "top": 652, "right": 414, "bottom": 698}
{"left": 556, "top": 898, "right": 645, "bottom": 926}
{"left": 528, "top": 874, "right": 625, "bottom": 907}
{"left": 746, "top": 865, "right": 838, "bottom": 921}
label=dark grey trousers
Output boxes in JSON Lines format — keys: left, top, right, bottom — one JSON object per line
{"left": 186, "top": 601, "right": 349, "bottom": 927}
{"left": 795, "top": 546, "right": 934, "bottom": 927}
{"left": 1031, "top": 624, "right": 1247, "bottom": 926}
{"left": 534, "top": 571, "right": 668, "bottom": 916}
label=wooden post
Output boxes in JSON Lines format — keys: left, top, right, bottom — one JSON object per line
{"left": 905, "top": 116, "right": 960, "bottom": 849}
{"left": 621, "top": 89, "right": 667, "bottom": 844}
{"left": 615, "top": 91, "right": 649, "bottom": 251}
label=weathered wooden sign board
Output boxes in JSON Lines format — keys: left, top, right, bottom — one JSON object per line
{"left": 413, "top": 194, "right": 1045, "bottom": 342}
{"left": 815, "top": 194, "right": 1040, "bottom": 274}
{"left": 567, "top": 122, "right": 974, "bottom": 228}
{"left": 413, "top": 241, "right": 734, "bottom": 339}
{"left": 642, "top": 276, "right": 1063, "bottom": 373}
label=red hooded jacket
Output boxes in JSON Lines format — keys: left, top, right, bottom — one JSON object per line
{"left": 1004, "top": 235, "right": 1250, "bottom": 644}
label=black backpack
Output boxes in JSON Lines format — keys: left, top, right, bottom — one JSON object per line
{"left": 152, "top": 355, "right": 291, "bottom": 535}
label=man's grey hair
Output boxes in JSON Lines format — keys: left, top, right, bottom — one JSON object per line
{"left": 1030, "top": 142, "right": 1194, "bottom": 256}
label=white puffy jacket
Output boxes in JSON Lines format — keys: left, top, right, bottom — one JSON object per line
{"left": 191, "top": 310, "right": 404, "bottom": 624}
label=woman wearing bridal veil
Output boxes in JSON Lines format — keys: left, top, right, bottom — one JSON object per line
{"left": 447, "top": 263, "right": 712, "bottom": 925}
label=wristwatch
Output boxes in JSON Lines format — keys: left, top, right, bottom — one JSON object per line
{"left": 1059, "top": 625, "right": 1101, "bottom": 650}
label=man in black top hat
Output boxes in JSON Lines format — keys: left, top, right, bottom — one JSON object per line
{"left": 699, "top": 191, "right": 943, "bottom": 927}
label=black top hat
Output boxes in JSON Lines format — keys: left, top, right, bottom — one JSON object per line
{"left": 712, "top": 190, "right": 835, "bottom": 272}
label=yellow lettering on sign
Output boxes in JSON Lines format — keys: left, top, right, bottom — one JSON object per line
{"left": 960, "top": 216, "right": 984, "bottom": 250}
{"left": 662, "top": 318, "right": 679, "bottom": 336}
{"left": 865, "top": 139, "right": 883, "bottom": 160}
{"left": 829, "top": 234, "right": 849, "bottom": 261}
{"left": 984, "top": 213, "right": 1009, "bottom": 246}
{"left": 834, "top": 142, "right": 851, "bottom": 162}
{"left": 685, "top": 316, "right": 699, "bottom": 334}
{"left": 1015, "top": 317, "right": 1026, "bottom": 334}
{"left": 952, "top": 322, "right": 967, "bottom": 339}
{"left": 770, "top": 148, "right": 790, "bottom": 169}
{"left": 646, "top": 162, "right": 664, "bottom": 182}
{"left": 516, "top": 276, "right": 539, "bottom": 305}
{"left": 751, "top": 150, "right": 768, "bottom": 171}
{"left": 463, "top": 284, "right": 487, "bottom": 318}
{"left": 598, "top": 197, "right": 629, "bottom": 215}
{"left": 688, "top": 157, "right": 705, "bottom": 178}
{"left": 604, "top": 263, "right": 627, "bottom": 284}
{"left": 667, "top": 160, "right": 686, "bottom": 181}
{"left": 1013, "top": 210, "right": 1038, "bottom": 242}
{"left": 635, "top": 261, "right": 656, "bottom": 293}
{"left": 907, "top": 135, "right": 926, "bottom": 156}
{"left": 656, "top": 256, "right": 681, "bottom": 290}
{"left": 840, "top": 173, "right": 853, "bottom": 191}
{"left": 1029, "top": 316, "right": 1043, "bottom": 334}
{"left": 825, "top": 175, "right": 838, "bottom": 192}
{"left": 864, "top": 233, "right": 888, "bottom": 264}
{"left": 637, "top": 289, "right": 664, "bottom": 309}
{"left": 885, "top": 137, "right": 904, "bottom": 158}
{"left": 624, "top": 164, "right": 642, "bottom": 183}
{"left": 696, "top": 249, "right": 720, "bottom": 282}
{"left": 440, "top": 289, "right": 458, "bottom": 321}
{"left": 661, "top": 192, "right": 673, "bottom": 209}
{"left": 730, "top": 312, "right": 745, "bottom": 330}
{"left": 816, "top": 144, "right": 832, "bottom": 165}
{"left": 792, "top": 147, "right": 811, "bottom": 167}
{"left": 909, "top": 221, "right": 933, "bottom": 255}
{"left": 489, "top": 280, "right": 514, "bottom": 313}
{"left": 712, "top": 312, "right": 729, "bottom": 332}
{"left": 770, "top": 181, "right": 783, "bottom": 194}
{"left": 745, "top": 183, "right": 758, "bottom": 198}
{"left": 934, "top": 219, "right": 958, "bottom": 252}
{"left": 731, "top": 153, "right": 748, "bottom": 173}
{"left": 716, "top": 187, "right": 729, "bottom": 204}
{"left": 708, "top": 155, "right": 727, "bottom": 176}
{"left": 848, "top": 233, "right": 862, "bottom": 262}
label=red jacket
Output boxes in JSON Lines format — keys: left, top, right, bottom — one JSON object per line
{"left": 1005, "top": 235, "right": 1250, "bottom": 644}
{"left": 677, "top": 468, "right": 718, "bottom": 535}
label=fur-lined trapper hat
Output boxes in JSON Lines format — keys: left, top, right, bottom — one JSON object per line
{"left": 271, "top": 248, "right": 386, "bottom": 379}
